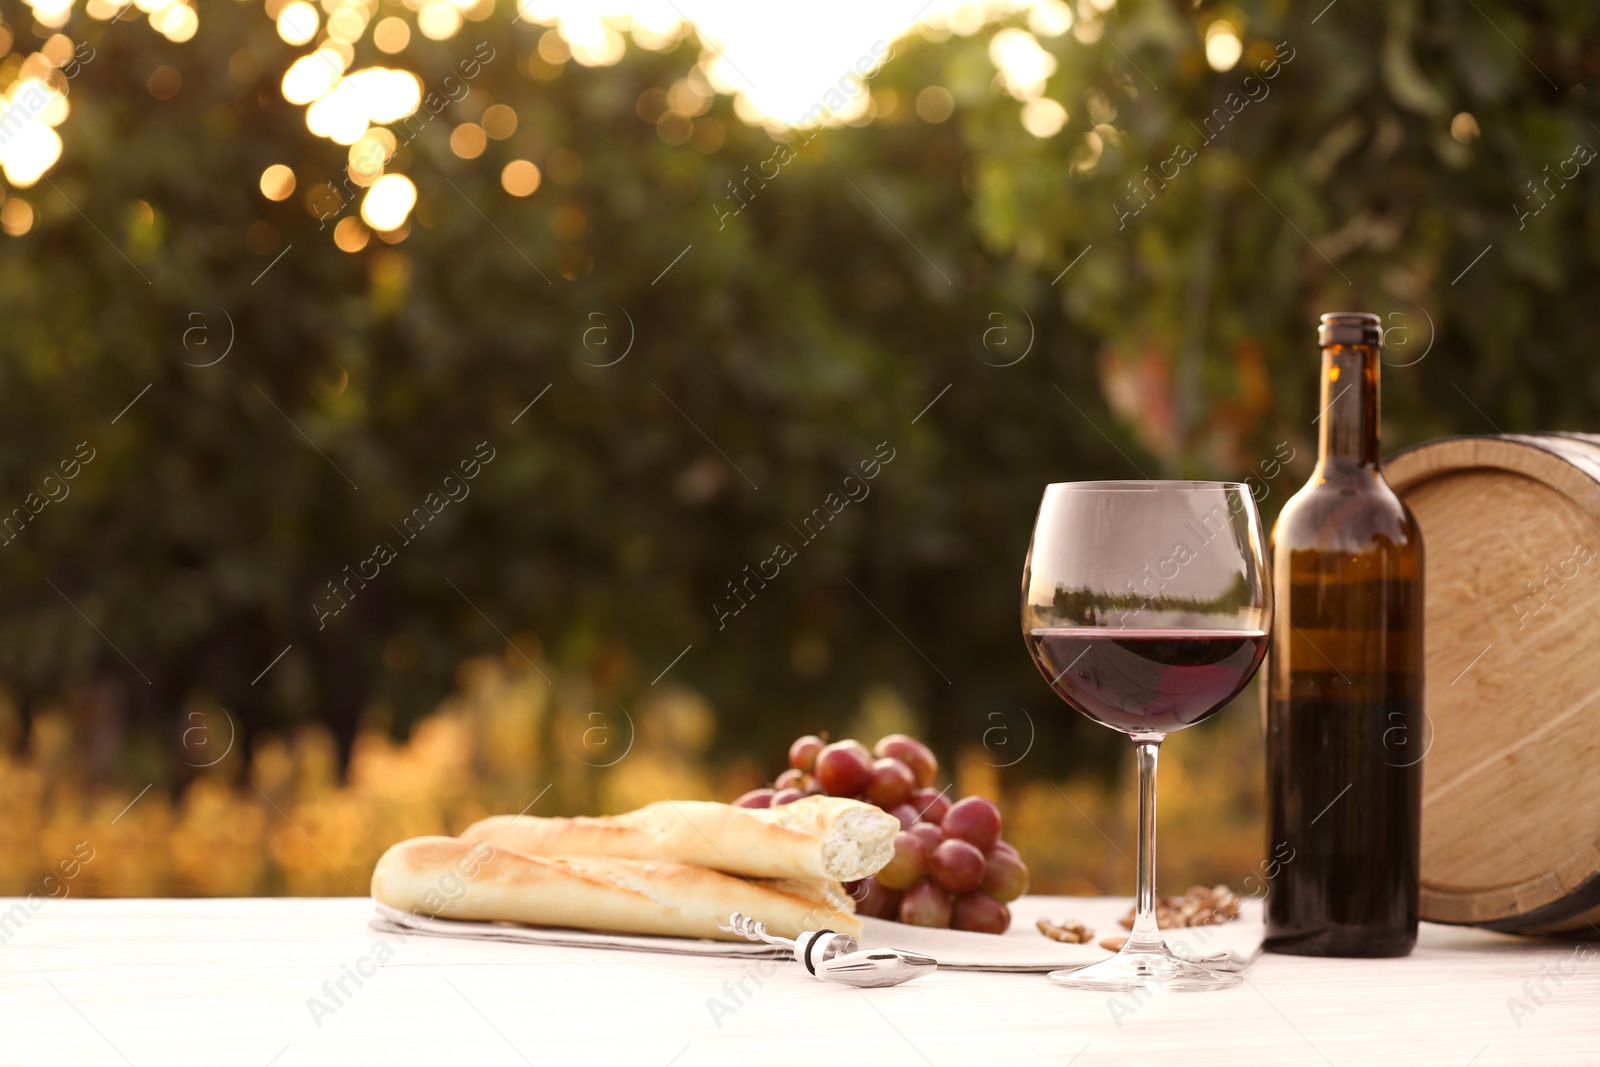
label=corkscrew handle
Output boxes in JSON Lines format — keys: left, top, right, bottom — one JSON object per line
{"left": 718, "top": 913, "right": 933, "bottom": 987}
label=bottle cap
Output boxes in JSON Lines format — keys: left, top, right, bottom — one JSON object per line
{"left": 1318, "top": 312, "right": 1382, "bottom": 347}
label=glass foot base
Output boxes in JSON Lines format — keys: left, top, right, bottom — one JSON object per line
{"left": 1047, "top": 942, "right": 1242, "bottom": 993}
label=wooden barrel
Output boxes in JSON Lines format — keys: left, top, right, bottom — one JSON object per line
{"left": 1385, "top": 433, "right": 1600, "bottom": 936}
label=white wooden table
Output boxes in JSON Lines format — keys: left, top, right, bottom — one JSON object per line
{"left": 2, "top": 896, "right": 1594, "bottom": 1066}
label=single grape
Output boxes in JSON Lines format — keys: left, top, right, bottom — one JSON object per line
{"left": 876, "top": 831, "right": 931, "bottom": 890}
{"left": 951, "top": 891, "right": 1011, "bottom": 934}
{"left": 988, "top": 839, "right": 1019, "bottom": 859}
{"left": 771, "top": 788, "right": 804, "bottom": 806}
{"left": 837, "top": 738, "right": 873, "bottom": 764}
{"left": 907, "top": 822, "right": 944, "bottom": 851}
{"left": 911, "top": 787, "right": 950, "bottom": 824}
{"left": 813, "top": 742, "right": 873, "bottom": 797}
{"left": 733, "top": 788, "right": 775, "bottom": 809}
{"left": 942, "top": 796, "right": 1002, "bottom": 852}
{"left": 774, "top": 768, "right": 806, "bottom": 791}
{"left": 930, "top": 838, "right": 986, "bottom": 894}
{"left": 789, "top": 735, "right": 825, "bottom": 773}
{"left": 865, "top": 757, "right": 916, "bottom": 809}
{"left": 980, "top": 849, "right": 1029, "bottom": 903}
{"left": 886, "top": 803, "right": 919, "bottom": 830}
{"left": 855, "top": 877, "right": 902, "bottom": 920}
{"left": 898, "top": 879, "right": 953, "bottom": 928}
{"left": 874, "top": 734, "right": 938, "bottom": 788}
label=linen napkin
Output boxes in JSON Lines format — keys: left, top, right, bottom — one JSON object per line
{"left": 370, "top": 896, "right": 1264, "bottom": 974}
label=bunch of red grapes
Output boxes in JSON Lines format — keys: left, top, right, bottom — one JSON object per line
{"left": 735, "top": 733, "right": 1029, "bottom": 934}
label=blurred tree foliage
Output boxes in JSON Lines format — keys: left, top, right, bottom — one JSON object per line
{"left": 0, "top": 0, "right": 1595, "bottom": 791}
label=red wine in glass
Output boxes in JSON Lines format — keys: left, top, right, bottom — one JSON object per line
{"left": 1021, "top": 480, "right": 1272, "bottom": 993}
{"left": 1025, "top": 628, "right": 1268, "bottom": 734}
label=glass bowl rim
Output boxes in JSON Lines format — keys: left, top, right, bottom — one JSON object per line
{"left": 1042, "top": 479, "right": 1252, "bottom": 492}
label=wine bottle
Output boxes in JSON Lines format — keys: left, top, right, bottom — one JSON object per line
{"left": 1263, "top": 312, "right": 1424, "bottom": 958}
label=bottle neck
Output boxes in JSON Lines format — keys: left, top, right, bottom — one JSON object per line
{"left": 1315, "top": 343, "right": 1380, "bottom": 473}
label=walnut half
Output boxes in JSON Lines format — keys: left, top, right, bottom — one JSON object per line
{"left": 1036, "top": 917, "right": 1095, "bottom": 944}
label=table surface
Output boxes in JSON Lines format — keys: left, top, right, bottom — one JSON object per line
{"left": 3, "top": 896, "right": 1595, "bottom": 1067}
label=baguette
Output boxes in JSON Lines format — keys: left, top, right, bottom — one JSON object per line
{"left": 459, "top": 796, "right": 898, "bottom": 882}
{"left": 371, "top": 836, "right": 861, "bottom": 940}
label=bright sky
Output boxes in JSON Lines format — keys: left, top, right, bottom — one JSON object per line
{"left": 519, "top": 0, "right": 1045, "bottom": 125}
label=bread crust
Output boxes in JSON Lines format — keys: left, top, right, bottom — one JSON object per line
{"left": 459, "top": 796, "right": 897, "bottom": 882}
{"left": 370, "top": 836, "right": 861, "bottom": 941}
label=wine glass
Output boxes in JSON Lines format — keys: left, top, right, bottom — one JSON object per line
{"left": 1021, "top": 481, "right": 1271, "bottom": 993}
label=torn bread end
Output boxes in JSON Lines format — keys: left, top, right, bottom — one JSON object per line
{"left": 817, "top": 804, "right": 899, "bottom": 881}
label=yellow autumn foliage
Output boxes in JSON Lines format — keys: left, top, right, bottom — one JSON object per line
{"left": 0, "top": 653, "right": 1264, "bottom": 898}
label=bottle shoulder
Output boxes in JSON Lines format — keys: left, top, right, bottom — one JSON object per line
{"left": 1272, "top": 468, "right": 1422, "bottom": 556}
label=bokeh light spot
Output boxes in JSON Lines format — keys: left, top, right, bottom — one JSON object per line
{"left": 333, "top": 215, "right": 369, "bottom": 252}
{"left": 275, "top": 0, "right": 318, "bottom": 44}
{"left": 1205, "top": 22, "right": 1243, "bottom": 72}
{"left": 417, "top": 2, "right": 462, "bottom": 41}
{"left": 549, "top": 201, "right": 587, "bottom": 241}
{"left": 636, "top": 88, "right": 668, "bottom": 124}
{"left": 1028, "top": 0, "right": 1074, "bottom": 37}
{"left": 1020, "top": 97, "right": 1067, "bottom": 138}
{"left": 259, "top": 163, "right": 297, "bottom": 201}
{"left": 148, "top": 64, "right": 182, "bottom": 100}
{"left": 563, "top": 20, "right": 625, "bottom": 67}
{"left": 0, "top": 122, "right": 62, "bottom": 187}
{"left": 157, "top": 2, "right": 198, "bottom": 40}
{"left": 326, "top": 7, "right": 366, "bottom": 45}
{"left": 40, "top": 34, "right": 74, "bottom": 66}
{"left": 501, "top": 159, "right": 541, "bottom": 197}
{"left": 668, "top": 76, "right": 712, "bottom": 118}
{"left": 989, "top": 28, "right": 1056, "bottom": 101}
{"left": 31, "top": 0, "right": 73, "bottom": 29}
{"left": 361, "top": 173, "right": 416, "bottom": 231}
{"left": 342, "top": 67, "right": 423, "bottom": 124}
{"left": 449, "top": 122, "right": 487, "bottom": 159}
{"left": 655, "top": 112, "right": 691, "bottom": 145}
{"left": 537, "top": 29, "right": 570, "bottom": 64}
{"left": 376, "top": 219, "right": 410, "bottom": 244}
{"left": 281, "top": 51, "right": 340, "bottom": 105}
{"left": 915, "top": 86, "right": 954, "bottom": 123}
{"left": 689, "top": 116, "right": 725, "bottom": 153}
{"left": 373, "top": 16, "right": 410, "bottom": 54}
{"left": 348, "top": 128, "right": 396, "bottom": 185}
{"left": 1, "top": 197, "right": 35, "bottom": 236}
{"left": 481, "top": 104, "right": 517, "bottom": 139}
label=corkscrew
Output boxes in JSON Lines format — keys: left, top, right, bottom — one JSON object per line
{"left": 718, "top": 913, "right": 937, "bottom": 988}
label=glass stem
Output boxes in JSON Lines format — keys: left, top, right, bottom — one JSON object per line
{"left": 1128, "top": 735, "right": 1165, "bottom": 952}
